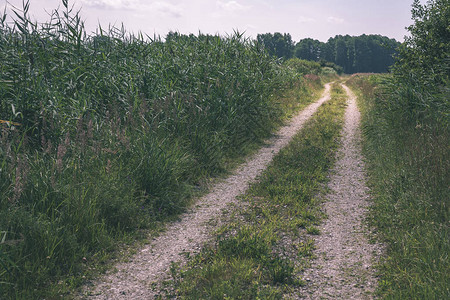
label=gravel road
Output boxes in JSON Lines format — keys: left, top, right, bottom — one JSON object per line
{"left": 298, "top": 84, "right": 382, "bottom": 299}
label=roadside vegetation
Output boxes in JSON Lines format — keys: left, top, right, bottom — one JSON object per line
{"left": 0, "top": 1, "right": 338, "bottom": 298}
{"left": 346, "top": 1, "right": 449, "bottom": 298}
{"left": 164, "top": 83, "right": 347, "bottom": 299}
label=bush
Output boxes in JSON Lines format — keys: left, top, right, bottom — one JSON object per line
{"left": 389, "top": 0, "right": 449, "bottom": 124}
{"left": 284, "top": 58, "right": 322, "bottom": 75}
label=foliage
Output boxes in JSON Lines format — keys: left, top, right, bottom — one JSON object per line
{"left": 319, "top": 60, "right": 344, "bottom": 75}
{"left": 257, "top": 32, "right": 295, "bottom": 59}
{"left": 295, "top": 35, "right": 400, "bottom": 73}
{"left": 283, "top": 58, "right": 322, "bottom": 75}
{"left": 397, "top": 0, "right": 450, "bottom": 80}
{"left": 167, "top": 84, "right": 347, "bottom": 299}
{"left": 0, "top": 1, "right": 303, "bottom": 298}
{"left": 389, "top": 0, "right": 449, "bottom": 123}
{"left": 347, "top": 74, "right": 449, "bottom": 299}
{"left": 295, "top": 38, "right": 322, "bottom": 61}
{"left": 283, "top": 58, "right": 341, "bottom": 80}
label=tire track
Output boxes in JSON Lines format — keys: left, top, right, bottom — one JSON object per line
{"left": 299, "top": 84, "right": 382, "bottom": 299}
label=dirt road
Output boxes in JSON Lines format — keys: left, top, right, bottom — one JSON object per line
{"left": 298, "top": 84, "right": 381, "bottom": 299}
{"left": 82, "top": 84, "right": 334, "bottom": 299}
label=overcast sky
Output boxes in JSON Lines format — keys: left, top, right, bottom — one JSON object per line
{"left": 2, "top": 0, "right": 423, "bottom": 42}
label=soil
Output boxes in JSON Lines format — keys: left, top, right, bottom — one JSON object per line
{"left": 297, "top": 84, "right": 382, "bottom": 299}
{"left": 81, "top": 84, "right": 334, "bottom": 299}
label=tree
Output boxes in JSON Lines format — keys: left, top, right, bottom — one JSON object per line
{"left": 334, "top": 37, "right": 348, "bottom": 70}
{"left": 257, "top": 32, "right": 294, "bottom": 59}
{"left": 394, "top": 0, "right": 450, "bottom": 83}
{"left": 294, "top": 38, "right": 323, "bottom": 61}
{"left": 293, "top": 34, "right": 400, "bottom": 73}
{"left": 353, "top": 35, "right": 372, "bottom": 72}
{"left": 391, "top": 0, "right": 449, "bottom": 121}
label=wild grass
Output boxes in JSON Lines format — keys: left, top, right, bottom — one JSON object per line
{"left": 0, "top": 1, "right": 326, "bottom": 298}
{"left": 165, "top": 83, "right": 347, "bottom": 299}
{"left": 347, "top": 74, "right": 449, "bottom": 299}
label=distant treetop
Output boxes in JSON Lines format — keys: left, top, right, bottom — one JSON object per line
{"left": 294, "top": 34, "right": 401, "bottom": 74}
{"left": 257, "top": 32, "right": 401, "bottom": 74}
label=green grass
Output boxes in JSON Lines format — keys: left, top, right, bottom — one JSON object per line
{"left": 164, "top": 83, "right": 347, "bottom": 299}
{"left": 346, "top": 74, "right": 449, "bottom": 299}
{"left": 0, "top": 2, "right": 332, "bottom": 298}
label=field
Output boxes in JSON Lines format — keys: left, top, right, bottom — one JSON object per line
{"left": 1, "top": 0, "right": 448, "bottom": 299}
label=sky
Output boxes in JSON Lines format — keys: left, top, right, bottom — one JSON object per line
{"left": 2, "top": 0, "right": 424, "bottom": 42}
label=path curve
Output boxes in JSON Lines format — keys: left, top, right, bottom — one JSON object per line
{"left": 299, "top": 84, "right": 381, "bottom": 299}
{"left": 82, "top": 83, "right": 334, "bottom": 299}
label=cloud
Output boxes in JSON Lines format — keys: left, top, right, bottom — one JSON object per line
{"left": 80, "top": 0, "right": 140, "bottom": 10}
{"left": 150, "top": 2, "right": 182, "bottom": 18}
{"left": 80, "top": 0, "right": 182, "bottom": 18}
{"left": 216, "top": 1, "right": 250, "bottom": 12}
{"left": 327, "top": 16, "right": 344, "bottom": 24}
{"left": 298, "top": 16, "right": 315, "bottom": 23}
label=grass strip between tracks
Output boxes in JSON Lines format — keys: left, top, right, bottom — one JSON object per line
{"left": 159, "top": 83, "right": 347, "bottom": 299}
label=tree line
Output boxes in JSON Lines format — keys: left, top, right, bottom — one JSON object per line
{"left": 257, "top": 33, "right": 401, "bottom": 74}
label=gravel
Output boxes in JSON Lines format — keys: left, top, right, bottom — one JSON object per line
{"left": 297, "top": 84, "right": 382, "bottom": 299}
